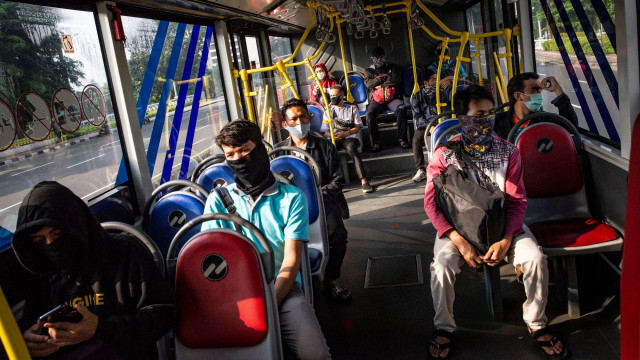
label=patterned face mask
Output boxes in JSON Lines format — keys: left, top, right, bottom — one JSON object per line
{"left": 423, "top": 82, "right": 437, "bottom": 98}
{"left": 458, "top": 114, "right": 495, "bottom": 156}
{"left": 372, "top": 56, "right": 387, "bottom": 67}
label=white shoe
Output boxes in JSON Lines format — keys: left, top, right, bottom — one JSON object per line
{"left": 412, "top": 169, "right": 426, "bottom": 183}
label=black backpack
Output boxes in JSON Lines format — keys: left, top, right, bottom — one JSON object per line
{"left": 432, "top": 142, "right": 505, "bottom": 252}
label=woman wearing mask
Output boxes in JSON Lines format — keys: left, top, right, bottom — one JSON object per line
{"left": 309, "top": 62, "right": 337, "bottom": 104}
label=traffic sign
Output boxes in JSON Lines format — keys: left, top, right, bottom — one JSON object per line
{"left": 52, "top": 88, "right": 81, "bottom": 133}
{"left": 81, "top": 84, "right": 107, "bottom": 126}
{"left": 16, "top": 91, "right": 52, "bottom": 141}
{"left": 61, "top": 35, "right": 74, "bottom": 53}
{"left": 0, "top": 99, "right": 16, "bottom": 151}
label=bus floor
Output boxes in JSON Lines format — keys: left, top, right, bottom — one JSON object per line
{"left": 313, "top": 172, "right": 621, "bottom": 360}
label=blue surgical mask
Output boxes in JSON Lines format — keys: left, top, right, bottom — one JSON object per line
{"left": 287, "top": 123, "right": 311, "bottom": 138}
{"left": 522, "top": 93, "right": 543, "bottom": 112}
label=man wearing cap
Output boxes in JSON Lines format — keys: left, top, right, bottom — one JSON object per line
{"left": 363, "top": 46, "right": 409, "bottom": 152}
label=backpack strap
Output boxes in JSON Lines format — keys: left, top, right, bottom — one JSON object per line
{"left": 213, "top": 187, "right": 242, "bottom": 233}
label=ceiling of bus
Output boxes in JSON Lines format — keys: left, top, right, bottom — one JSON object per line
{"left": 113, "top": 0, "right": 470, "bottom": 33}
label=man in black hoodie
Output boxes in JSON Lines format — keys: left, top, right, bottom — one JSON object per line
{"left": 10, "top": 181, "right": 174, "bottom": 359}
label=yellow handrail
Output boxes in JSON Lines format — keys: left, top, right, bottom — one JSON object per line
{"left": 450, "top": 31, "right": 470, "bottom": 110}
{"left": 261, "top": 85, "right": 269, "bottom": 135}
{"left": 336, "top": 17, "right": 354, "bottom": 103}
{"left": 495, "top": 76, "right": 507, "bottom": 103}
{"left": 493, "top": 52, "right": 509, "bottom": 103}
{"left": 0, "top": 287, "right": 31, "bottom": 360}
{"left": 435, "top": 38, "right": 449, "bottom": 114}
{"left": 473, "top": 38, "right": 482, "bottom": 83}
{"left": 405, "top": 4, "right": 420, "bottom": 95}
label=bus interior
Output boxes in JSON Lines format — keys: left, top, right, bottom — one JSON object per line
{"left": 0, "top": 0, "right": 638, "bottom": 358}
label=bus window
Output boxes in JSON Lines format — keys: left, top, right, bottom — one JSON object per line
{"left": 0, "top": 1, "right": 122, "bottom": 233}
{"left": 269, "top": 36, "right": 298, "bottom": 105}
{"left": 530, "top": 0, "right": 619, "bottom": 144}
{"left": 120, "top": 18, "right": 230, "bottom": 183}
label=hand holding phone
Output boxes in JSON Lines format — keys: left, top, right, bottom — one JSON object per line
{"left": 39, "top": 304, "right": 83, "bottom": 324}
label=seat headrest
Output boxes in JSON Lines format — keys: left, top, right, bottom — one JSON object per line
{"left": 516, "top": 123, "right": 583, "bottom": 198}
{"left": 176, "top": 230, "right": 268, "bottom": 349}
{"left": 197, "top": 164, "right": 235, "bottom": 193}
{"left": 148, "top": 192, "right": 205, "bottom": 257}
{"left": 270, "top": 157, "right": 320, "bottom": 222}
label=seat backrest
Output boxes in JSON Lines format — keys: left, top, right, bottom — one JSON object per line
{"left": 148, "top": 192, "right": 205, "bottom": 257}
{"left": 402, "top": 66, "right": 423, "bottom": 98}
{"left": 88, "top": 187, "right": 135, "bottom": 225}
{"left": 269, "top": 156, "right": 328, "bottom": 277}
{"left": 307, "top": 105, "right": 324, "bottom": 133}
{"left": 430, "top": 119, "right": 460, "bottom": 152}
{"left": 174, "top": 229, "right": 280, "bottom": 359}
{"left": 196, "top": 164, "right": 235, "bottom": 194}
{"left": 515, "top": 123, "right": 590, "bottom": 223}
{"left": 342, "top": 75, "right": 367, "bottom": 104}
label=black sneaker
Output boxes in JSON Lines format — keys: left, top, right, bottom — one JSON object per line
{"left": 362, "top": 183, "right": 374, "bottom": 193}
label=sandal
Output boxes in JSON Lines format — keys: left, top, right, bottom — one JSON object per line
{"left": 531, "top": 328, "right": 569, "bottom": 359}
{"left": 428, "top": 329, "right": 454, "bottom": 359}
{"left": 399, "top": 139, "right": 411, "bottom": 149}
{"left": 326, "top": 283, "right": 352, "bottom": 302}
{"left": 370, "top": 143, "right": 383, "bottom": 153}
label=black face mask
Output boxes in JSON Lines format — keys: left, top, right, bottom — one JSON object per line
{"left": 330, "top": 96, "right": 342, "bottom": 105}
{"left": 226, "top": 143, "right": 275, "bottom": 196}
{"left": 36, "top": 236, "right": 82, "bottom": 273}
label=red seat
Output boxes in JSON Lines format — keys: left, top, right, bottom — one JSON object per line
{"left": 172, "top": 227, "right": 281, "bottom": 359}
{"left": 516, "top": 123, "right": 623, "bottom": 316}
{"left": 529, "top": 218, "right": 619, "bottom": 248}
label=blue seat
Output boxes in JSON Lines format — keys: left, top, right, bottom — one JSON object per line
{"left": 307, "top": 105, "right": 324, "bottom": 133}
{"left": 402, "top": 67, "right": 423, "bottom": 108}
{"left": 341, "top": 75, "right": 369, "bottom": 117}
{"left": 269, "top": 155, "right": 328, "bottom": 279}
{"left": 0, "top": 226, "right": 12, "bottom": 253}
{"left": 88, "top": 187, "right": 135, "bottom": 225}
{"left": 144, "top": 180, "right": 208, "bottom": 258}
{"left": 430, "top": 119, "right": 461, "bottom": 153}
{"left": 196, "top": 164, "right": 235, "bottom": 194}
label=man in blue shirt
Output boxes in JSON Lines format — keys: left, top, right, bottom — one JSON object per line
{"left": 201, "top": 120, "right": 330, "bottom": 360}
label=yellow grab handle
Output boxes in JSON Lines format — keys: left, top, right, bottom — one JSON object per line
{"left": 0, "top": 287, "right": 31, "bottom": 360}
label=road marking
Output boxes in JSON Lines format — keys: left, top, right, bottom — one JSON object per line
{"left": 100, "top": 140, "right": 120, "bottom": 148}
{"left": 0, "top": 201, "right": 21, "bottom": 213}
{"left": 81, "top": 182, "right": 116, "bottom": 200}
{"left": 578, "top": 80, "right": 588, "bottom": 84}
{"left": 193, "top": 138, "right": 208, "bottom": 145}
{"left": 11, "top": 161, "right": 54, "bottom": 176}
{"left": 572, "top": 104, "right": 582, "bottom": 109}
{"left": 67, "top": 154, "right": 105, "bottom": 168}
{"left": 538, "top": 73, "right": 546, "bottom": 76}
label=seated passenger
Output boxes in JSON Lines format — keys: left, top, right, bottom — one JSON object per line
{"left": 410, "top": 69, "right": 439, "bottom": 183}
{"left": 424, "top": 86, "right": 568, "bottom": 359}
{"left": 11, "top": 181, "right": 174, "bottom": 359}
{"left": 275, "top": 99, "right": 353, "bottom": 302}
{"left": 494, "top": 72, "right": 578, "bottom": 139}
{"left": 309, "top": 62, "right": 337, "bottom": 104}
{"left": 363, "top": 46, "right": 409, "bottom": 152}
{"left": 427, "top": 40, "right": 467, "bottom": 90}
{"left": 201, "top": 120, "right": 331, "bottom": 359}
{"left": 322, "top": 84, "right": 374, "bottom": 193}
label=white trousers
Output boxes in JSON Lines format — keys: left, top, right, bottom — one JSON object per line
{"left": 430, "top": 225, "right": 549, "bottom": 332}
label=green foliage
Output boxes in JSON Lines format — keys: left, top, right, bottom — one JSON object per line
{"left": 541, "top": 32, "right": 615, "bottom": 55}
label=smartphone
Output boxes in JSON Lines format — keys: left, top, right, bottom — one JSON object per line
{"left": 39, "top": 304, "right": 82, "bottom": 324}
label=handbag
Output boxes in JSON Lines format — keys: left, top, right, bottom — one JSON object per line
{"left": 432, "top": 142, "right": 505, "bottom": 252}
{"left": 372, "top": 85, "right": 396, "bottom": 104}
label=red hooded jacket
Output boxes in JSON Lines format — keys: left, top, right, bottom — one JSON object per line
{"left": 309, "top": 62, "right": 337, "bottom": 103}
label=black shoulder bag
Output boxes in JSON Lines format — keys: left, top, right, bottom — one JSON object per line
{"left": 432, "top": 142, "right": 505, "bottom": 252}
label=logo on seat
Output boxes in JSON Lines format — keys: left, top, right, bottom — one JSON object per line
{"left": 280, "top": 170, "right": 294, "bottom": 182}
{"left": 536, "top": 137, "right": 554, "bottom": 154}
{"left": 201, "top": 254, "right": 228, "bottom": 281}
{"left": 213, "top": 178, "right": 228, "bottom": 188}
{"left": 168, "top": 210, "right": 187, "bottom": 229}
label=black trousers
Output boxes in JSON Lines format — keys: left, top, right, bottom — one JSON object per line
{"left": 365, "top": 99, "right": 408, "bottom": 144}
{"left": 324, "top": 206, "right": 348, "bottom": 282}
{"left": 335, "top": 137, "right": 367, "bottom": 181}
{"left": 412, "top": 127, "right": 427, "bottom": 171}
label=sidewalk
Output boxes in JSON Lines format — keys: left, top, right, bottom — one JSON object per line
{"left": 0, "top": 132, "right": 103, "bottom": 167}
{"left": 535, "top": 50, "right": 617, "bottom": 72}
